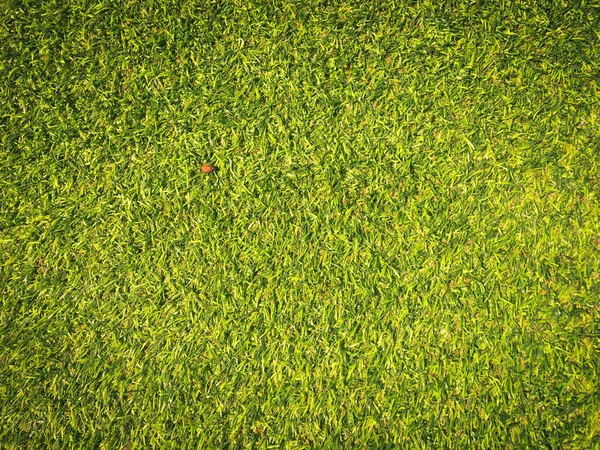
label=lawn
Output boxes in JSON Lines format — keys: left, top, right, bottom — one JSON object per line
{"left": 1, "top": 0, "right": 600, "bottom": 448}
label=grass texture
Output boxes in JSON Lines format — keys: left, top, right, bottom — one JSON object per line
{"left": 1, "top": 0, "right": 600, "bottom": 448}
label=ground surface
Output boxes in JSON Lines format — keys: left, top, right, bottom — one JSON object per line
{"left": 1, "top": 1, "right": 600, "bottom": 448}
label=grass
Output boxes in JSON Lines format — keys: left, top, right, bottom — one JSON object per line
{"left": 1, "top": 0, "right": 600, "bottom": 448}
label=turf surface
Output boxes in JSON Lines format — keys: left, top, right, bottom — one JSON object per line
{"left": 1, "top": 0, "right": 600, "bottom": 448}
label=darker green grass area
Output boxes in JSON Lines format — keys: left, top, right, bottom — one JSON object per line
{"left": 1, "top": 0, "right": 600, "bottom": 448}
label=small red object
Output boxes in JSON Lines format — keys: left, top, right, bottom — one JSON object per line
{"left": 201, "top": 164, "right": 215, "bottom": 173}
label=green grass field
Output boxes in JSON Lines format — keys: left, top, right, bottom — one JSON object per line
{"left": 1, "top": 0, "right": 600, "bottom": 448}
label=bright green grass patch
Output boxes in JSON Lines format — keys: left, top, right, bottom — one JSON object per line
{"left": 1, "top": 0, "right": 600, "bottom": 448}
